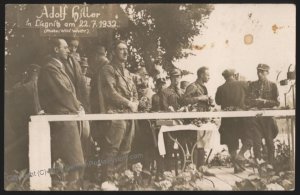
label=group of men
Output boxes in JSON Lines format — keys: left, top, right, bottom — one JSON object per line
{"left": 7, "top": 37, "right": 280, "bottom": 189}
{"left": 215, "top": 65, "right": 280, "bottom": 173}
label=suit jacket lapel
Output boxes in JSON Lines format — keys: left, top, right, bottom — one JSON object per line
{"left": 114, "top": 66, "right": 132, "bottom": 92}
{"left": 51, "top": 58, "right": 76, "bottom": 94}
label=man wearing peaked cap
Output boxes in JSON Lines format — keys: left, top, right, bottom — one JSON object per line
{"left": 257, "top": 63, "right": 270, "bottom": 72}
{"left": 169, "top": 68, "right": 183, "bottom": 77}
{"left": 241, "top": 63, "right": 280, "bottom": 166}
{"left": 80, "top": 57, "right": 89, "bottom": 75}
{"left": 160, "top": 68, "right": 184, "bottom": 171}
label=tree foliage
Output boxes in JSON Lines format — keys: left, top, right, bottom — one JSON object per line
{"left": 116, "top": 4, "right": 214, "bottom": 74}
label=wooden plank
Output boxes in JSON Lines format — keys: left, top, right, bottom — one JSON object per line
{"left": 30, "top": 109, "right": 295, "bottom": 122}
{"left": 208, "top": 167, "right": 241, "bottom": 187}
{"left": 221, "top": 167, "right": 259, "bottom": 178}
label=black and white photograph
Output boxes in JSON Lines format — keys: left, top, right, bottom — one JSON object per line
{"left": 4, "top": 3, "right": 296, "bottom": 191}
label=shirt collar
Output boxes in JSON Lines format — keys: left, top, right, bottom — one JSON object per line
{"left": 52, "top": 57, "right": 64, "bottom": 69}
{"left": 196, "top": 79, "right": 205, "bottom": 87}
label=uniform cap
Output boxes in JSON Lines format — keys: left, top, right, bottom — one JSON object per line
{"left": 154, "top": 74, "right": 167, "bottom": 84}
{"left": 257, "top": 64, "right": 270, "bottom": 71}
{"left": 169, "top": 68, "right": 182, "bottom": 77}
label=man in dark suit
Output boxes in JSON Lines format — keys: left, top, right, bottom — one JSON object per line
{"left": 215, "top": 69, "right": 249, "bottom": 173}
{"left": 38, "top": 38, "right": 85, "bottom": 188}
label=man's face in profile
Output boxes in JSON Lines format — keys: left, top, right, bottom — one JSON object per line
{"left": 202, "top": 69, "right": 210, "bottom": 83}
{"left": 55, "top": 39, "right": 70, "bottom": 61}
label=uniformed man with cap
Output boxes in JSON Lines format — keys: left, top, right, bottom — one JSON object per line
{"left": 79, "top": 57, "right": 91, "bottom": 87}
{"left": 242, "top": 64, "right": 280, "bottom": 165}
{"left": 151, "top": 74, "right": 168, "bottom": 179}
{"left": 160, "top": 68, "right": 185, "bottom": 171}
{"left": 152, "top": 74, "right": 167, "bottom": 112}
{"left": 161, "top": 68, "right": 184, "bottom": 111}
{"left": 215, "top": 68, "right": 249, "bottom": 173}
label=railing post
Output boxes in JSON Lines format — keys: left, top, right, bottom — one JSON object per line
{"left": 29, "top": 116, "right": 52, "bottom": 190}
{"left": 290, "top": 117, "right": 295, "bottom": 171}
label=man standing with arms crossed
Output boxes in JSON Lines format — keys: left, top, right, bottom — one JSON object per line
{"left": 100, "top": 40, "right": 139, "bottom": 185}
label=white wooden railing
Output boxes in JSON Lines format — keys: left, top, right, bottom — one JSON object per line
{"left": 28, "top": 109, "right": 295, "bottom": 190}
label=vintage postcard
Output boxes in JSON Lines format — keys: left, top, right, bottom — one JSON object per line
{"left": 4, "top": 3, "right": 295, "bottom": 191}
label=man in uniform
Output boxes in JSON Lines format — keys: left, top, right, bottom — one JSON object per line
{"left": 160, "top": 68, "right": 184, "bottom": 171}
{"left": 149, "top": 74, "right": 167, "bottom": 180}
{"left": 215, "top": 69, "right": 249, "bottom": 173}
{"left": 161, "top": 69, "right": 184, "bottom": 111}
{"left": 38, "top": 38, "right": 85, "bottom": 188}
{"left": 80, "top": 57, "right": 91, "bottom": 89}
{"left": 151, "top": 74, "right": 167, "bottom": 112}
{"left": 242, "top": 64, "right": 280, "bottom": 165}
{"left": 183, "top": 66, "right": 214, "bottom": 173}
{"left": 100, "top": 40, "right": 139, "bottom": 184}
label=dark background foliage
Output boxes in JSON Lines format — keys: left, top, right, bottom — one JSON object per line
{"left": 5, "top": 4, "right": 213, "bottom": 88}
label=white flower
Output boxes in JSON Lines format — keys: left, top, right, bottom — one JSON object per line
{"left": 163, "top": 171, "right": 174, "bottom": 181}
{"left": 266, "top": 183, "right": 284, "bottom": 191}
{"left": 132, "top": 163, "right": 143, "bottom": 174}
{"left": 159, "top": 180, "right": 172, "bottom": 190}
{"left": 124, "top": 170, "right": 134, "bottom": 179}
{"left": 181, "top": 172, "right": 192, "bottom": 182}
{"left": 101, "top": 181, "right": 119, "bottom": 191}
{"left": 257, "top": 158, "right": 266, "bottom": 165}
